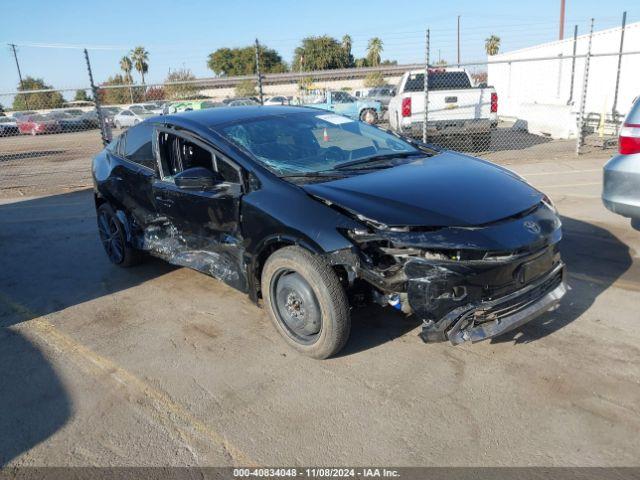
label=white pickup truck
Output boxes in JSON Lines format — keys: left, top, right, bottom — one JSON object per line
{"left": 388, "top": 68, "right": 498, "bottom": 149}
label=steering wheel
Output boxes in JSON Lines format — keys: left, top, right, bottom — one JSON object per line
{"left": 323, "top": 146, "right": 346, "bottom": 164}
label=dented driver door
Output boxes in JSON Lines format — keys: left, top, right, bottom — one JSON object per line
{"left": 151, "top": 128, "right": 247, "bottom": 290}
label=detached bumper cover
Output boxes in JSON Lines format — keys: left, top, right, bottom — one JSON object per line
{"left": 420, "top": 263, "right": 566, "bottom": 344}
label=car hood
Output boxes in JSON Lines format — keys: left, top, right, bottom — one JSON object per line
{"left": 303, "top": 151, "right": 543, "bottom": 227}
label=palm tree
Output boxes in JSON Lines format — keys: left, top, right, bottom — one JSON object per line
{"left": 342, "top": 34, "right": 354, "bottom": 67}
{"left": 485, "top": 35, "right": 501, "bottom": 56}
{"left": 119, "top": 55, "right": 134, "bottom": 102}
{"left": 130, "top": 46, "right": 149, "bottom": 84}
{"left": 342, "top": 34, "right": 352, "bottom": 54}
{"left": 366, "top": 37, "right": 383, "bottom": 67}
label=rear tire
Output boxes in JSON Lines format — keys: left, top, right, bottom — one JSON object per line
{"left": 472, "top": 133, "right": 491, "bottom": 151}
{"left": 261, "top": 246, "right": 350, "bottom": 359}
{"left": 360, "top": 109, "right": 378, "bottom": 125}
{"left": 96, "top": 203, "right": 141, "bottom": 267}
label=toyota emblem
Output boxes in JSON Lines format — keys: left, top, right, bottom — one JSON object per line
{"left": 523, "top": 221, "right": 541, "bottom": 234}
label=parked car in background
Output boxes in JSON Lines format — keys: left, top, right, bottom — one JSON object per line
{"left": 301, "top": 90, "right": 382, "bottom": 124}
{"left": 364, "top": 86, "right": 396, "bottom": 109}
{"left": 227, "top": 98, "right": 259, "bottom": 107}
{"left": 113, "top": 109, "right": 154, "bottom": 128}
{"left": 126, "top": 103, "right": 163, "bottom": 115}
{"left": 162, "top": 100, "right": 222, "bottom": 115}
{"left": 388, "top": 68, "right": 498, "bottom": 149}
{"left": 62, "top": 108, "right": 86, "bottom": 117}
{"left": 99, "top": 106, "right": 122, "bottom": 127}
{"left": 46, "top": 111, "right": 92, "bottom": 132}
{"left": 264, "top": 96, "right": 290, "bottom": 106}
{"left": 12, "top": 111, "right": 36, "bottom": 120}
{"left": 603, "top": 96, "right": 640, "bottom": 231}
{"left": 92, "top": 106, "right": 565, "bottom": 358}
{"left": 0, "top": 116, "right": 20, "bottom": 136}
{"left": 17, "top": 114, "right": 63, "bottom": 135}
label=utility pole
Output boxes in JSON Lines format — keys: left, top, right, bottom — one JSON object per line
{"left": 8, "top": 43, "right": 29, "bottom": 109}
{"left": 457, "top": 15, "right": 461, "bottom": 66}
{"left": 612, "top": 11, "right": 627, "bottom": 128}
{"left": 255, "top": 38, "right": 264, "bottom": 105}
{"left": 559, "top": 0, "right": 566, "bottom": 40}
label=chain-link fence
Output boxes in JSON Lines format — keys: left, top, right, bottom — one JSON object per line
{"left": 1, "top": 19, "right": 638, "bottom": 196}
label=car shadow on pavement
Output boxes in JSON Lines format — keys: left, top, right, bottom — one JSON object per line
{"left": 0, "top": 329, "right": 71, "bottom": 466}
{"left": 0, "top": 189, "right": 175, "bottom": 464}
{"left": 336, "top": 304, "right": 422, "bottom": 357}
{"left": 491, "top": 215, "right": 633, "bottom": 344}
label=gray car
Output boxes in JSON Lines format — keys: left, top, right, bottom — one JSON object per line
{"left": 603, "top": 96, "right": 640, "bottom": 230}
{"left": 364, "top": 86, "right": 396, "bottom": 108}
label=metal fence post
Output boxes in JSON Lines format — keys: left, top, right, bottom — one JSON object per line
{"left": 566, "top": 25, "right": 578, "bottom": 104}
{"left": 255, "top": 38, "right": 264, "bottom": 105}
{"left": 84, "top": 48, "right": 111, "bottom": 146}
{"left": 423, "top": 28, "right": 430, "bottom": 144}
{"left": 612, "top": 11, "right": 627, "bottom": 131}
{"left": 576, "top": 19, "right": 594, "bottom": 155}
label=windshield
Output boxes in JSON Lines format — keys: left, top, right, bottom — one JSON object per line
{"left": 217, "top": 111, "right": 424, "bottom": 176}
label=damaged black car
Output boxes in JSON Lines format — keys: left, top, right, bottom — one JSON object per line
{"left": 92, "top": 106, "right": 566, "bottom": 358}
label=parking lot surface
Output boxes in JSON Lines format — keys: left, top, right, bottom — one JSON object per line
{"left": 1, "top": 154, "right": 639, "bottom": 466}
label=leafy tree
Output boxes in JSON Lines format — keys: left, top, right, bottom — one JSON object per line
{"left": 363, "top": 72, "right": 386, "bottom": 88}
{"left": 130, "top": 46, "right": 149, "bottom": 84}
{"left": 12, "top": 76, "right": 64, "bottom": 111}
{"left": 164, "top": 68, "right": 199, "bottom": 100}
{"left": 342, "top": 34, "right": 354, "bottom": 67}
{"left": 207, "top": 45, "right": 287, "bottom": 76}
{"left": 235, "top": 80, "right": 257, "bottom": 97}
{"left": 434, "top": 59, "right": 448, "bottom": 67}
{"left": 366, "top": 37, "right": 384, "bottom": 67}
{"left": 292, "top": 36, "right": 351, "bottom": 71}
{"left": 297, "top": 76, "right": 314, "bottom": 92}
{"left": 74, "top": 89, "right": 91, "bottom": 102}
{"left": 120, "top": 55, "right": 135, "bottom": 102}
{"left": 98, "top": 74, "right": 143, "bottom": 105}
{"left": 485, "top": 35, "right": 501, "bottom": 56}
{"left": 145, "top": 86, "right": 165, "bottom": 101}
{"left": 355, "top": 58, "right": 368, "bottom": 68}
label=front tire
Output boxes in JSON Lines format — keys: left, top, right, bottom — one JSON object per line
{"left": 261, "top": 246, "right": 350, "bottom": 359}
{"left": 96, "top": 203, "right": 141, "bottom": 267}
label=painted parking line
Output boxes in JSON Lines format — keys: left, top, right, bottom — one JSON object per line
{"left": 0, "top": 292, "right": 256, "bottom": 466}
{"left": 569, "top": 272, "right": 640, "bottom": 293}
{"left": 522, "top": 169, "right": 602, "bottom": 177}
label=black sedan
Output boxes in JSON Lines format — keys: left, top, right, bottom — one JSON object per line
{"left": 92, "top": 106, "right": 566, "bottom": 358}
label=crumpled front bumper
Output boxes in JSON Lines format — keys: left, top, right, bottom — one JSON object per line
{"left": 420, "top": 263, "right": 566, "bottom": 344}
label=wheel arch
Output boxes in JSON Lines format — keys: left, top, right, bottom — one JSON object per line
{"left": 247, "top": 234, "right": 324, "bottom": 303}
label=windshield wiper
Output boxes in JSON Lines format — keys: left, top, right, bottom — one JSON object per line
{"left": 280, "top": 170, "right": 347, "bottom": 178}
{"left": 334, "top": 152, "right": 423, "bottom": 170}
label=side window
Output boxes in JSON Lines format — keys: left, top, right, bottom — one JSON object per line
{"left": 157, "top": 130, "right": 241, "bottom": 185}
{"left": 157, "top": 131, "right": 214, "bottom": 179}
{"left": 123, "top": 123, "right": 155, "bottom": 169}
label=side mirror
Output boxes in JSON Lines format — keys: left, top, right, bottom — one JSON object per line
{"left": 174, "top": 167, "right": 223, "bottom": 190}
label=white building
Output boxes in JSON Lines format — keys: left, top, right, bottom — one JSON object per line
{"left": 488, "top": 22, "right": 640, "bottom": 138}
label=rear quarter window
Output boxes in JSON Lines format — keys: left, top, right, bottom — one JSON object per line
{"left": 404, "top": 71, "right": 472, "bottom": 92}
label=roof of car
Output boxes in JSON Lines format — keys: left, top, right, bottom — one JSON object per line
{"left": 161, "top": 105, "right": 315, "bottom": 127}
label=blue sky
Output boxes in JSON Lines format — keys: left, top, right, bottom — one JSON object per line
{"left": 0, "top": 0, "right": 636, "bottom": 97}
